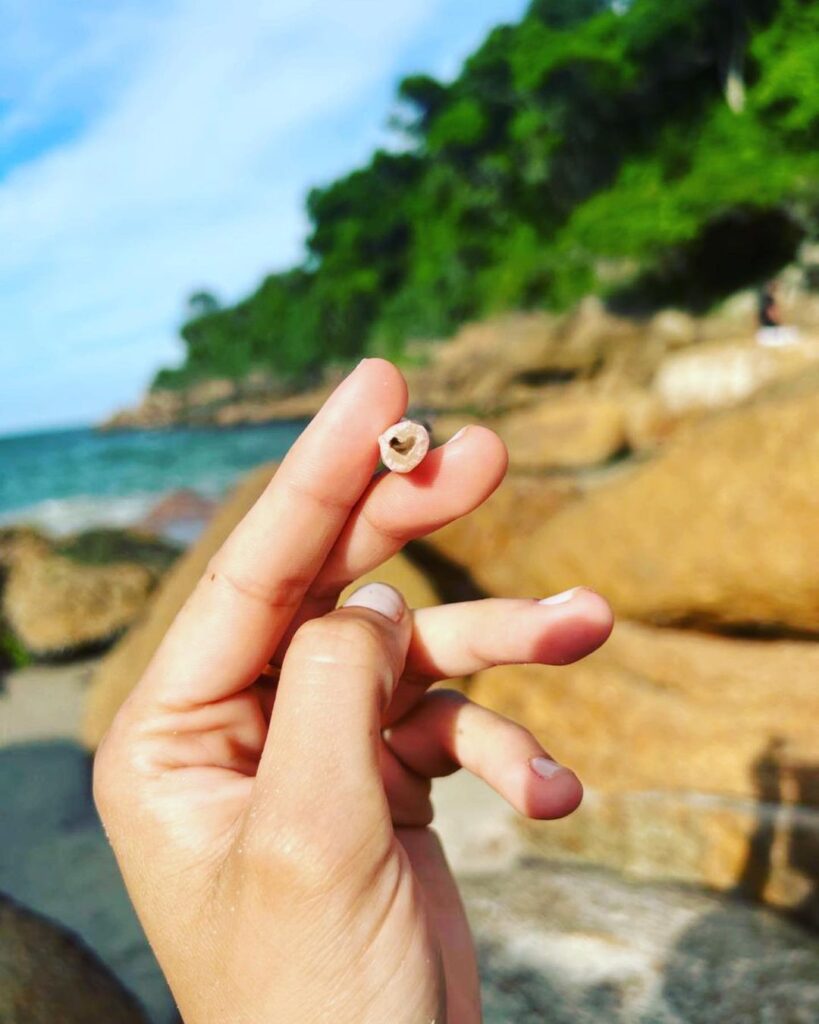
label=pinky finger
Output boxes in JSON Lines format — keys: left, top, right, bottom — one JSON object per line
{"left": 383, "top": 690, "right": 583, "bottom": 820}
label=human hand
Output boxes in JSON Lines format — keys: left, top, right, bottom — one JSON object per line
{"left": 94, "top": 359, "right": 612, "bottom": 1024}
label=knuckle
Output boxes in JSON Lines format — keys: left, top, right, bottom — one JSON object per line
{"left": 290, "top": 614, "right": 387, "bottom": 666}
{"left": 202, "top": 557, "right": 311, "bottom": 611}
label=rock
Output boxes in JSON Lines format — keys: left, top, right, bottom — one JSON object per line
{"left": 511, "top": 385, "right": 819, "bottom": 632}
{"left": 457, "top": 857, "right": 819, "bottom": 1024}
{"left": 82, "top": 462, "right": 440, "bottom": 749}
{"left": 185, "top": 377, "right": 237, "bottom": 406}
{"left": 0, "top": 527, "right": 51, "bottom": 571}
{"left": 465, "top": 619, "right": 819, "bottom": 916}
{"left": 100, "top": 389, "right": 185, "bottom": 431}
{"left": 413, "top": 313, "right": 564, "bottom": 413}
{"left": 435, "top": 771, "right": 819, "bottom": 1021}
{"left": 652, "top": 337, "right": 819, "bottom": 416}
{"left": 699, "top": 289, "right": 758, "bottom": 340}
{"left": 0, "top": 895, "right": 148, "bottom": 1024}
{"left": 213, "top": 385, "right": 333, "bottom": 425}
{"left": 54, "top": 528, "right": 181, "bottom": 576}
{"left": 425, "top": 474, "right": 579, "bottom": 598}
{"left": 137, "top": 490, "right": 217, "bottom": 545}
{"left": 491, "top": 390, "right": 628, "bottom": 470}
{"left": 3, "top": 552, "right": 155, "bottom": 658}
{"left": 647, "top": 308, "right": 699, "bottom": 349}
{"left": 0, "top": 741, "right": 176, "bottom": 1022}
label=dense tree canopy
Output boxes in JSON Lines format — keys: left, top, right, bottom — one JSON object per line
{"left": 155, "top": 0, "right": 819, "bottom": 390}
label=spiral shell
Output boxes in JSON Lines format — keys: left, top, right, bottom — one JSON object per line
{"left": 378, "top": 419, "right": 430, "bottom": 473}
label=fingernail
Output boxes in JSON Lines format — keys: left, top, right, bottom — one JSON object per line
{"left": 343, "top": 582, "right": 405, "bottom": 622}
{"left": 530, "top": 756, "right": 567, "bottom": 779}
{"left": 539, "top": 587, "right": 582, "bottom": 606}
{"left": 446, "top": 426, "right": 469, "bottom": 445}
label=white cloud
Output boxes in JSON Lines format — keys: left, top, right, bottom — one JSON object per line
{"left": 0, "top": 0, "right": 528, "bottom": 433}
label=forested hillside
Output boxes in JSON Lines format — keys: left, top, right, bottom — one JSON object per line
{"left": 155, "top": 0, "right": 819, "bottom": 389}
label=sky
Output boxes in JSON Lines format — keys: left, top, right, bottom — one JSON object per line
{"left": 0, "top": 0, "right": 530, "bottom": 435}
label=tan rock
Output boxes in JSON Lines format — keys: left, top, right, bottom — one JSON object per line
{"left": 3, "top": 553, "right": 154, "bottom": 658}
{"left": 647, "top": 309, "right": 699, "bottom": 350}
{"left": 524, "top": 787, "right": 819, "bottom": 921}
{"left": 213, "top": 385, "right": 333, "bottom": 425}
{"left": 426, "top": 474, "right": 579, "bottom": 598}
{"left": 186, "top": 377, "right": 237, "bottom": 406}
{"left": 0, "top": 895, "right": 147, "bottom": 1023}
{"left": 0, "top": 528, "right": 51, "bottom": 571}
{"left": 413, "top": 313, "right": 562, "bottom": 413}
{"left": 468, "top": 621, "right": 819, "bottom": 800}
{"left": 82, "top": 462, "right": 440, "bottom": 749}
{"left": 652, "top": 337, "right": 819, "bottom": 416}
{"left": 137, "top": 489, "right": 216, "bottom": 536}
{"left": 513, "top": 385, "right": 819, "bottom": 631}
{"left": 467, "top": 620, "right": 819, "bottom": 914}
{"left": 492, "top": 390, "right": 628, "bottom": 470}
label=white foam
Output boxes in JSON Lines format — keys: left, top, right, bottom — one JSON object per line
{"left": 0, "top": 492, "right": 167, "bottom": 537}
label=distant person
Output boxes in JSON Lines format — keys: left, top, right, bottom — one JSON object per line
{"left": 757, "top": 279, "right": 798, "bottom": 347}
{"left": 93, "top": 359, "right": 613, "bottom": 1024}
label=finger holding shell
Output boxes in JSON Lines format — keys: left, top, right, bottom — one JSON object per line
{"left": 378, "top": 419, "right": 430, "bottom": 473}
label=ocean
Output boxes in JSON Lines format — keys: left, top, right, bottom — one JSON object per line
{"left": 0, "top": 422, "right": 306, "bottom": 538}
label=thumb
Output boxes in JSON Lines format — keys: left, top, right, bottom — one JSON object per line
{"left": 256, "top": 583, "right": 411, "bottom": 819}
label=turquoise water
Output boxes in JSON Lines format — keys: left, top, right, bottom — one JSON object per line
{"left": 0, "top": 422, "right": 306, "bottom": 535}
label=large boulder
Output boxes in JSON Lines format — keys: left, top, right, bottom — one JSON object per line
{"left": 3, "top": 553, "right": 155, "bottom": 659}
{"left": 652, "top": 336, "right": 819, "bottom": 417}
{"left": 491, "top": 390, "right": 628, "bottom": 470}
{"left": 510, "top": 385, "right": 819, "bottom": 632}
{"left": 425, "top": 474, "right": 579, "bottom": 598}
{"left": 411, "top": 302, "right": 649, "bottom": 414}
{"left": 457, "top": 858, "right": 819, "bottom": 1023}
{"left": 0, "top": 896, "right": 147, "bottom": 1024}
{"left": 82, "top": 462, "right": 440, "bottom": 749}
{"left": 466, "top": 620, "right": 819, "bottom": 918}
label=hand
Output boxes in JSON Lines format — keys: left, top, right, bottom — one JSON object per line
{"left": 94, "top": 359, "right": 612, "bottom": 1024}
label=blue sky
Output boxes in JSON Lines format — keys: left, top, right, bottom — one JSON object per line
{"left": 0, "top": 0, "right": 529, "bottom": 435}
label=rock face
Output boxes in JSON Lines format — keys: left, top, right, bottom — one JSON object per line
{"left": 0, "top": 527, "right": 179, "bottom": 661}
{"left": 82, "top": 462, "right": 440, "bottom": 749}
{"left": 652, "top": 336, "right": 819, "bottom": 416}
{"left": 511, "top": 386, "right": 819, "bottom": 632}
{"left": 492, "top": 390, "right": 628, "bottom": 470}
{"left": 425, "top": 474, "right": 580, "bottom": 598}
{"left": 459, "top": 858, "right": 819, "bottom": 1024}
{"left": 465, "top": 620, "right": 819, "bottom": 918}
{"left": 0, "top": 895, "right": 148, "bottom": 1024}
{"left": 3, "top": 552, "right": 155, "bottom": 658}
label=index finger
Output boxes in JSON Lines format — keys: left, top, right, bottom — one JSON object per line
{"left": 141, "top": 358, "right": 407, "bottom": 709}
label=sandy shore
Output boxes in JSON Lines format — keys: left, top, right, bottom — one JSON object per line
{"left": 0, "top": 659, "right": 97, "bottom": 748}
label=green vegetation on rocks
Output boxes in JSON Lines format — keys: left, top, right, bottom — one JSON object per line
{"left": 156, "top": 0, "right": 819, "bottom": 389}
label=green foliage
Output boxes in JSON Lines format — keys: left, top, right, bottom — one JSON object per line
{"left": 0, "top": 622, "right": 31, "bottom": 670}
{"left": 157, "top": 0, "right": 819, "bottom": 387}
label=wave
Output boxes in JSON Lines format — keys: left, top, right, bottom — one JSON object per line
{"left": 0, "top": 491, "right": 172, "bottom": 537}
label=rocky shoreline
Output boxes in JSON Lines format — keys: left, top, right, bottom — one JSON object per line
{"left": 102, "top": 289, "right": 819, "bottom": 438}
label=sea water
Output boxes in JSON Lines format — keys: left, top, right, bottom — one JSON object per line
{"left": 0, "top": 422, "right": 306, "bottom": 536}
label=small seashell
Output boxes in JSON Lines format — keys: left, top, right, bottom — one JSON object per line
{"left": 378, "top": 419, "right": 430, "bottom": 473}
